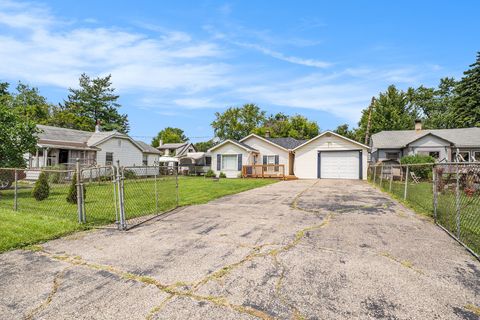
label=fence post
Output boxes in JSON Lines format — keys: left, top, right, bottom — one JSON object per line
{"left": 389, "top": 165, "right": 393, "bottom": 192}
{"left": 455, "top": 164, "right": 461, "bottom": 239}
{"left": 175, "top": 166, "right": 179, "bottom": 207}
{"left": 380, "top": 165, "right": 384, "bottom": 187}
{"left": 76, "top": 159, "right": 83, "bottom": 223}
{"left": 373, "top": 166, "right": 377, "bottom": 184}
{"left": 116, "top": 160, "right": 126, "bottom": 230}
{"left": 404, "top": 165, "right": 409, "bottom": 200}
{"left": 14, "top": 169, "right": 18, "bottom": 211}
{"left": 432, "top": 165, "right": 437, "bottom": 222}
{"left": 154, "top": 164, "right": 158, "bottom": 212}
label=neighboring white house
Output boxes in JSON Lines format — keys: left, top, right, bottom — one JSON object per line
{"left": 208, "top": 131, "right": 369, "bottom": 180}
{"left": 28, "top": 124, "right": 161, "bottom": 169}
{"left": 370, "top": 121, "right": 480, "bottom": 164}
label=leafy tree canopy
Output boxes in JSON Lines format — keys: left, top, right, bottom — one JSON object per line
{"left": 0, "top": 104, "right": 38, "bottom": 167}
{"left": 152, "top": 127, "right": 188, "bottom": 147}
{"left": 194, "top": 140, "right": 216, "bottom": 152}
{"left": 212, "top": 104, "right": 266, "bottom": 140}
{"left": 57, "top": 73, "right": 129, "bottom": 133}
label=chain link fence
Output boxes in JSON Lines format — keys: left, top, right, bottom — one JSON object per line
{"left": 0, "top": 167, "right": 78, "bottom": 221}
{"left": 368, "top": 162, "right": 479, "bottom": 259}
{"left": 434, "top": 163, "right": 480, "bottom": 257}
{"left": 0, "top": 162, "right": 180, "bottom": 231}
{"left": 120, "top": 165, "right": 178, "bottom": 229}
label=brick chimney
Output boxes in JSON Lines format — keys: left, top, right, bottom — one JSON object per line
{"left": 265, "top": 129, "right": 271, "bottom": 138}
{"left": 415, "top": 119, "right": 422, "bottom": 132}
{"left": 95, "top": 120, "right": 101, "bottom": 133}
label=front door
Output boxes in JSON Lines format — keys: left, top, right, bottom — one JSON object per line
{"left": 59, "top": 149, "right": 69, "bottom": 164}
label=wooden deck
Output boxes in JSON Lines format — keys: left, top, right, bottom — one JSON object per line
{"left": 242, "top": 164, "right": 294, "bottom": 180}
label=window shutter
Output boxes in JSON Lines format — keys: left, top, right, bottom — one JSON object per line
{"left": 274, "top": 155, "right": 279, "bottom": 165}
{"left": 217, "top": 154, "right": 221, "bottom": 171}
{"left": 237, "top": 154, "right": 242, "bottom": 171}
{"left": 263, "top": 155, "right": 267, "bottom": 164}
{"left": 274, "top": 155, "right": 279, "bottom": 172}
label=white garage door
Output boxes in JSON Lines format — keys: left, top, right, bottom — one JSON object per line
{"left": 320, "top": 151, "right": 360, "bottom": 179}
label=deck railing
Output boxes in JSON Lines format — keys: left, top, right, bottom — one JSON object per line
{"left": 242, "top": 164, "right": 285, "bottom": 179}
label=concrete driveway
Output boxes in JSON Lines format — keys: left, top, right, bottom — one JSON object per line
{"left": 1, "top": 180, "right": 479, "bottom": 320}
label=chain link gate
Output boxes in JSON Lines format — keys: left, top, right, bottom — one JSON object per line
{"left": 118, "top": 164, "right": 179, "bottom": 230}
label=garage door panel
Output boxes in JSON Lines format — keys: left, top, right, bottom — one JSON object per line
{"left": 320, "top": 151, "right": 359, "bottom": 179}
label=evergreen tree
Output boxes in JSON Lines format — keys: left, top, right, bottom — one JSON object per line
{"left": 32, "top": 172, "right": 50, "bottom": 201}
{"left": 451, "top": 52, "right": 480, "bottom": 127}
{"left": 66, "top": 172, "right": 86, "bottom": 204}
{"left": 59, "top": 73, "right": 129, "bottom": 133}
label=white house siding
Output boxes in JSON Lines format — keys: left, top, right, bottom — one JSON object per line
{"left": 211, "top": 142, "right": 252, "bottom": 178}
{"left": 146, "top": 154, "right": 159, "bottom": 166}
{"left": 96, "top": 137, "right": 143, "bottom": 167}
{"left": 242, "top": 136, "right": 289, "bottom": 167}
{"left": 294, "top": 134, "right": 368, "bottom": 180}
{"left": 405, "top": 135, "right": 451, "bottom": 161}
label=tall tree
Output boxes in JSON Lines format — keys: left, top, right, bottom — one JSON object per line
{"left": 212, "top": 103, "right": 266, "bottom": 140}
{"left": 254, "top": 113, "right": 319, "bottom": 140}
{"left": 0, "top": 104, "right": 38, "bottom": 167}
{"left": 58, "top": 73, "right": 129, "bottom": 133}
{"left": 451, "top": 52, "right": 480, "bottom": 127}
{"left": 152, "top": 127, "right": 187, "bottom": 147}
{"left": 354, "top": 85, "right": 417, "bottom": 142}
{"left": 11, "top": 82, "right": 51, "bottom": 124}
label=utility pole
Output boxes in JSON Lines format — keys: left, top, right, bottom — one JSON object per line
{"left": 364, "top": 97, "right": 375, "bottom": 145}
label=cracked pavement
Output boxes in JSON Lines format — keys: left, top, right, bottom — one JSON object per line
{"left": 1, "top": 179, "right": 479, "bottom": 319}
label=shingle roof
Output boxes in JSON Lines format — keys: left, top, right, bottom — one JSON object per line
{"left": 371, "top": 127, "right": 480, "bottom": 149}
{"left": 234, "top": 140, "right": 258, "bottom": 151}
{"left": 265, "top": 137, "right": 306, "bottom": 150}
{"left": 135, "top": 141, "right": 162, "bottom": 154}
{"left": 37, "top": 125, "right": 93, "bottom": 144}
{"left": 157, "top": 143, "right": 187, "bottom": 149}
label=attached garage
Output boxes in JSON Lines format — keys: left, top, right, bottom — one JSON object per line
{"left": 293, "top": 131, "right": 369, "bottom": 180}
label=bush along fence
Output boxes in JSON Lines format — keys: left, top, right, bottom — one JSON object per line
{"left": 368, "top": 162, "right": 480, "bottom": 260}
{"left": 0, "top": 160, "right": 179, "bottom": 230}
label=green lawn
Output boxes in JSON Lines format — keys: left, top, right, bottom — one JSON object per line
{"left": 371, "top": 179, "right": 480, "bottom": 255}
{"left": 0, "top": 177, "right": 278, "bottom": 252}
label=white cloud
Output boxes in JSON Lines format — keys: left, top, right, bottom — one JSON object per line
{"left": 0, "top": 0, "right": 445, "bottom": 128}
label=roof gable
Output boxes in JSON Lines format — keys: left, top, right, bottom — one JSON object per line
{"left": 208, "top": 139, "right": 258, "bottom": 152}
{"left": 405, "top": 133, "right": 454, "bottom": 146}
{"left": 293, "top": 131, "right": 370, "bottom": 151}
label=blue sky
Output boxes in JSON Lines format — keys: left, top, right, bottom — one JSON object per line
{"left": 1, "top": 0, "right": 479, "bottom": 143}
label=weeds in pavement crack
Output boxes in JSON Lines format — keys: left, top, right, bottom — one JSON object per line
{"left": 23, "top": 266, "right": 71, "bottom": 320}
{"left": 380, "top": 252, "right": 423, "bottom": 275}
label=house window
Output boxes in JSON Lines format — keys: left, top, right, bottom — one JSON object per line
{"left": 105, "top": 152, "right": 113, "bottom": 165}
{"left": 205, "top": 156, "right": 212, "bottom": 166}
{"left": 221, "top": 154, "right": 237, "bottom": 170}
{"left": 429, "top": 151, "right": 440, "bottom": 159}
{"left": 143, "top": 155, "right": 148, "bottom": 166}
{"left": 473, "top": 151, "right": 480, "bottom": 162}
{"left": 266, "top": 155, "right": 276, "bottom": 164}
{"left": 454, "top": 151, "right": 470, "bottom": 162}
{"left": 385, "top": 152, "right": 400, "bottom": 160}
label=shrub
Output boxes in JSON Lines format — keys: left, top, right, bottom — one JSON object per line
{"left": 400, "top": 154, "right": 435, "bottom": 180}
{"left": 205, "top": 169, "right": 216, "bottom": 178}
{"left": 47, "top": 165, "right": 65, "bottom": 184}
{"left": 66, "top": 172, "right": 86, "bottom": 204}
{"left": 123, "top": 169, "right": 137, "bottom": 179}
{"left": 219, "top": 172, "right": 227, "bottom": 178}
{"left": 32, "top": 172, "right": 50, "bottom": 201}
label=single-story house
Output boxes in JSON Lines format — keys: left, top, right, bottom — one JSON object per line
{"left": 370, "top": 121, "right": 480, "bottom": 163}
{"left": 28, "top": 124, "right": 161, "bottom": 169}
{"left": 208, "top": 131, "right": 369, "bottom": 180}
